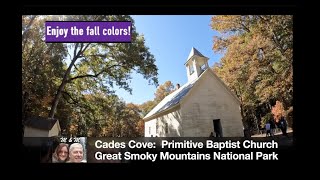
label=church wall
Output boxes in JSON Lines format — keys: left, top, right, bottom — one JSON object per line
{"left": 145, "top": 119, "right": 157, "bottom": 137}
{"left": 144, "top": 107, "right": 182, "bottom": 137}
{"left": 181, "top": 71, "right": 243, "bottom": 137}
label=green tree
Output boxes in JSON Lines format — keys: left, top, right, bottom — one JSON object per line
{"left": 22, "top": 15, "right": 69, "bottom": 124}
{"left": 67, "top": 92, "right": 144, "bottom": 137}
{"left": 49, "top": 15, "right": 158, "bottom": 120}
{"left": 22, "top": 15, "right": 159, "bottom": 130}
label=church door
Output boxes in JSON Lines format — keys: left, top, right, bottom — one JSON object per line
{"left": 213, "top": 119, "right": 222, "bottom": 137}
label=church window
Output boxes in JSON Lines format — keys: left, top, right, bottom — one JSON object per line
{"left": 156, "top": 121, "right": 159, "bottom": 134}
{"left": 189, "top": 65, "right": 194, "bottom": 75}
{"left": 200, "top": 64, "right": 207, "bottom": 73}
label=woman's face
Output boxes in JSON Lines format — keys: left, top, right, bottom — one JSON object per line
{"left": 58, "top": 146, "right": 68, "bottom": 161}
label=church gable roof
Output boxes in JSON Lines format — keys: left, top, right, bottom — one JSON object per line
{"left": 143, "top": 69, "right": 211, "bottom": 120}
{"left": 144, "top": 79, "right": 197, "bottom": 120}
{"left": 143, "top": 68, "right": 240, "bottom": 121}
{"left": 185, "top": 47, "right": 208, "bottom": 65}
{"left": 187, "top": 47, "right": 205, "bottom": 60}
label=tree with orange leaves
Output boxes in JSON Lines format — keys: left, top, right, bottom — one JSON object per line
{"left": 271, "top": 101, "right": 285, "bottom": 123}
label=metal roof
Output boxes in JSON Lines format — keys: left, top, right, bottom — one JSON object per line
{"left": 144, "top": 75, "right": 200, "bottom": 120}
{"left": 186, "top": 47, "right": 206, "bottom": 62}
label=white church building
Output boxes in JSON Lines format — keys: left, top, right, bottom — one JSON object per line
{"left": 144, "top": 47, "right": 243, "bottom": 137}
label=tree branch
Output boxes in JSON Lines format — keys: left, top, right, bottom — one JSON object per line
{"left": 73, "top": 43, "right": 79, "bottom": 59}
{"left": 22, "top": 15, "right": 37, "bottom": 40}
{"left": 86, "top": 54, "right": 109, "bottom": 58}
{"left": 67, "top": 64, "right": 122, "bottom": 82}
{"left": 80, "top": 43, "right": 91, "bottom": 55}
{"left": 240, "top": 22, "right": 250, "bottom": 33}
{"left": 73, "top": 64, "right": 81, "bottom": 72}
{"left": 67, "top": 73, "right": 102, "bottom": 82}
{"left": 258, "top": 16, "right": 288, "bottom": 56}
{"left": 62, "top": 92, "right": 96, "bottom": 118}
{"left": 62, "top": 91, "right": 79, "bottom": 105}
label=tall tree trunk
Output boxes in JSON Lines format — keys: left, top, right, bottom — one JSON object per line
{"left": 49, "top": 43, "right": 82, "bottom": 118}
{"left": 49, "top": 78, "right": 68, "bottom": 118}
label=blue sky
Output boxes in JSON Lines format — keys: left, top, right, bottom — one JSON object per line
{"left": 115, "top": 15, "right": 223, "bottom": 105}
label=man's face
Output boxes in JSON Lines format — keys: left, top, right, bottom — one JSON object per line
{"left": 69, "top": 147, "right": 83, "bottom": 162}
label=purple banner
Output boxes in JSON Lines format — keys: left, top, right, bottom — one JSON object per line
{"left": 45, "top": 21, "right": 131, "bottom": 42}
